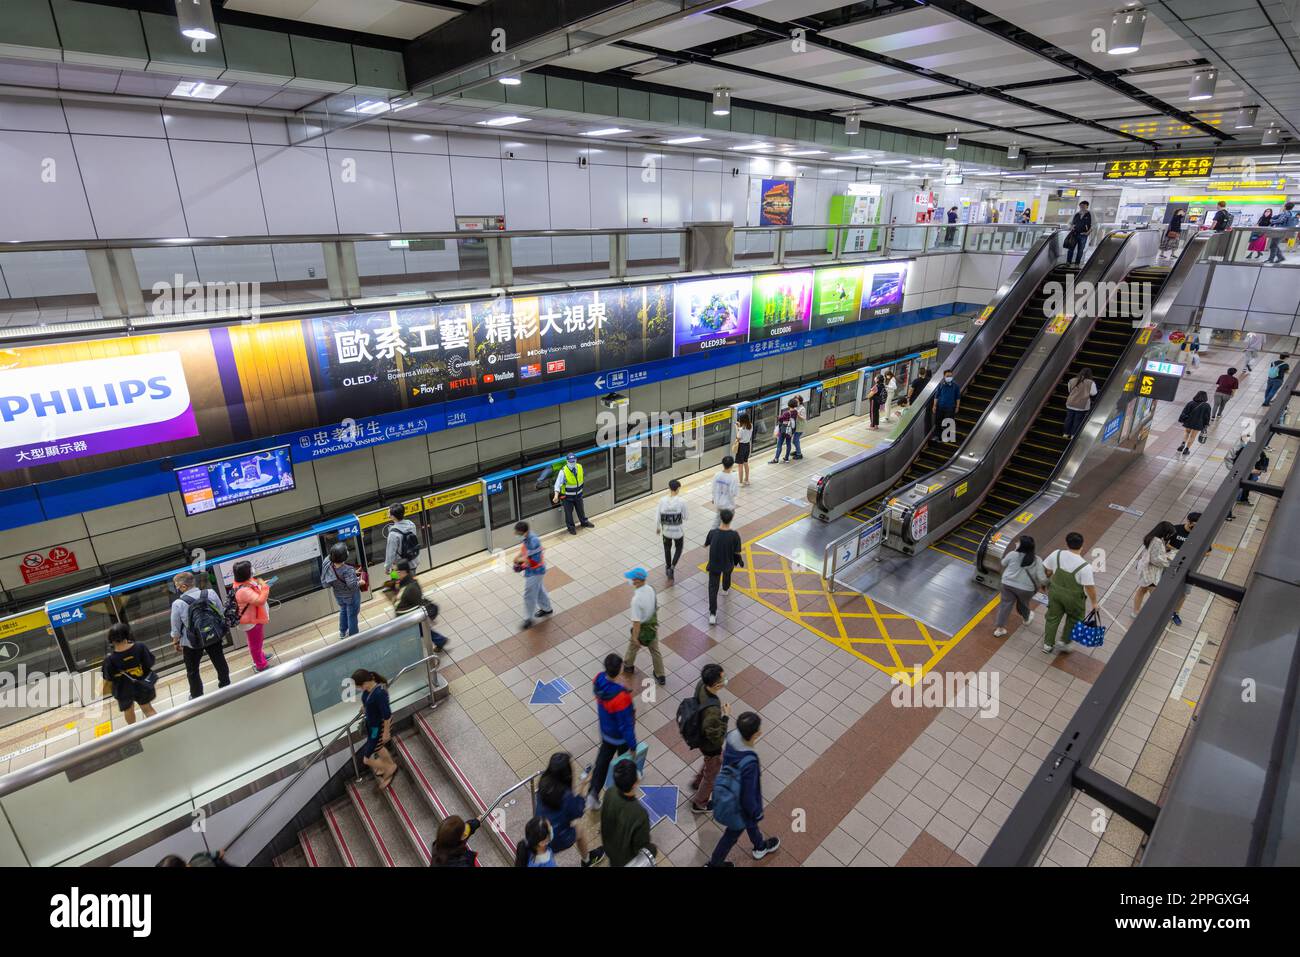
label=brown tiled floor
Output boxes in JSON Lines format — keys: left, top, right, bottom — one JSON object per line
{"left": 661, "top": 624, "right": 717, "bottom": 663}
{"left": 898, "top": 830, "right": 974, "bottom": 866}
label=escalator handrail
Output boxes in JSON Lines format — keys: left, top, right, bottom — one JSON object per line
{"left": 885, "top": 231, "right": 1139, "bottom": 545}
{"left": 972, "top": 230, "right": 1225, "bottom": 574}
{"left": 810, "top": 231, "right": 1064, "bottom": 517}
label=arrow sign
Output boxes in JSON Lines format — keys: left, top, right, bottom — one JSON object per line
{"left": 528, "top": 677, "right": 574, "bottom": 705}
{"left": 639, "top": 785, "right": 680, "bottom": 826}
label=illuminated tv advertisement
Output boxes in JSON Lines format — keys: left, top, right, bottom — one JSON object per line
{"left": 759, "top": 178, "right": 795, "bottom": 227}
{"left": 811, "top": 266, "right": 865, "bottom": 329}
{"left": 176, "top": 445, "right": 296, "bottom": 516}
{"left": 749, "top": 270, "right": 813, "bottom": 340}
{"left": 860, "top": 264, "right": 908, "bottom": 319}
{"left": 672, "top": 277, "right": 753, "bottom": 355}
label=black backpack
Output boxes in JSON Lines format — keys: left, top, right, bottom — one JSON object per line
{"left": 394, "top": 525, "right": 421, "bottom": 561}
{"left": 182, "top": 591, "right": 230, "bottom": 647}
{"left": 676, "top": 694, "right": 706, "bottom": 749}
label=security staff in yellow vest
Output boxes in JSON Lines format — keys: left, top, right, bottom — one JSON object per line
{"left": 552, "top": 452, "right": 596, "bottom": 535}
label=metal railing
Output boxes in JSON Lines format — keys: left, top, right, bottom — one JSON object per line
{"left": 981, "top": 361, "right": 1300, "bottom": 866}
{"left": 480, "top": 770, "right": 543, "bottom": 831}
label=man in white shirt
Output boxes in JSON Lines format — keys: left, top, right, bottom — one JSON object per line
{"left": 1243, "top": 332, "right": 1261, "bottom": 373}
{"left": 656, "top": 479, "right": 687, "bottom": 581}
{"left": 622, "top": 568, "right": 664, "bottom": 685}
{"left": 1042, "top": 531, "right": 1100, "bottom": 653}
{"left": 711, "top": 455, "right": 740, "bottom": 529}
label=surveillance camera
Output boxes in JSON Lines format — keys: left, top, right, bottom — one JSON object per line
{"left": 578, "top": 155, "right": 589, "bottom": 168}
{"left": 601, "top": 392, "right": 628, "bottom": 408}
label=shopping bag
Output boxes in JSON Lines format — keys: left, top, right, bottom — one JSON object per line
{"left": 1070, "top": 609, "right": 1105, "bottom": 648}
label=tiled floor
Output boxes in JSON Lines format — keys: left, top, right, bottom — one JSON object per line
{"left": 2, "top": 343, "right": 1293, "bottom": 869}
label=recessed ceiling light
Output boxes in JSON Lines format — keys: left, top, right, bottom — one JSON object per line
{"left": 478, "top": 116, "right": 530, "bottom": 127}
{"left": 664, "top": 136, "right": 709, "bottom": 144}
{"left": 582, "top": 128, "right": 628, "bottom": 136}
{"left": 731, "top": 143, "right": 772, "bottom": 151}
{"left": 785, "top": 149, "right": 824, "bottom": 156}
{"left": 499, "top": 76, "right": 522, "bottom": 86}
{"left": 171, "top": 81, "right": 227, "bottom": 100}
{"left": 346, "top": 99, "right": 391, "bottom": 115}
{"left": 874, "top": 159, "right": 909, "bottom": 165}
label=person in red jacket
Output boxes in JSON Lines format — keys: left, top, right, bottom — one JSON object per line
{"left": 587, "top": 653, "right": 637, "bottom": 810}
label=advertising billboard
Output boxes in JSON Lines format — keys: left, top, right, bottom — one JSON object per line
{"left": 673, "top": 277, "right": 752, "bottom": 355}
{"left": 759, "top": 178, "right": 795, "bottom": 226}
{"left": 811, "top": 266, "right": 865, "bottom": 329}
{"left": 176, "top": 444, "right": 296, "bottom": 515}
{"left": 749, "top": 270, "right": 813, "bottom": 340}
{"left": 860, "top": 264, "right": 908, "bottom": 319}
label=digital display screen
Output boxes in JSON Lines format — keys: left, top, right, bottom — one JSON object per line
{"left": 749, "top": 270, "right": 813, "bottom": 340}
{"left": 1104, "top": 157, "right": 1212, "bottom": 179}
{"left": 673, "top": 277, "right": 752, "bottom": 355}
{"left": 811, "top": 266, "right": 865, "bottom": 329}
{"left": 860, "top": 265, "right": 907, "bottom": 319}
{"left": 176, "top": 445, "right": 296, "bottom": 516}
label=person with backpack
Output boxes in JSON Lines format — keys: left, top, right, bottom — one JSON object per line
{"left": 1166, "top": 511, "right": 1203, "bottom": 626}
{"left": 622, "top": 567, "right": 664, "bottom": 686}
{"left": 1175, "top": 391, "right": 1212, "bottom": 456}
{"left": 514, "top": 520, "right": 554, "bottom": 630}
{"left": 384, "top": 503, "right": 422, "bottom": 587}
{"left": 1065, "top": 200, "right": 1091, "bottom": 265}
{"left": 169, "top": 571, "right": 232, "bottom": 700}
{"left": 514, "top": 817, "right": 557, "bottom": 868}
{"left": 1245, "top": 209, "right": 1272, "bottom": 260}
{"left": 867, "top": 373, "right": 886, "bottom": 429}
{"left": 231, "top": 560, "right": 271, "bottom": 673}
{"left": 1229, "top": 448, "right": 1269, "bottom": 522}
{"left": 1063, "top": 368, "right": 1097, "bottom": 438}
{"left": 707, "top": 711, "right": 780, "bottom": 867}
{"left": 704, "top": 509, "right": 743, "bottom": 626}
{"left": 1263, "top": 354, "right": 1290, "bottom": 407}
{"left": 390, "top": 560, "right": 447, "bottom": 649}
{"left": 535, "top": 752, "right": 604, "bottom": 866}
{"left": 101, "top": 622, "right": 157, "bottom": 726}
{"left": 770, "top": 399, "right": 798, "bottom": 463}
{"left": 1158, "top": 209, "right": 1184, "bottom": 260}
{"left": 321, "top": 542, "right": 363, "bottom": 639}
{"left": 681, "top": 663, "right": 729, "bottom": 813}
{"left": 351, "top": 668, "right": 399, "bottom": 789}
{"left": 1265, "top": 201, "right": 1296, "bottom": 265}
{"left": 1211, "top": 200, "right": 1232, "bottom": 233}
{"left": 656, "top": 478, "right": 687, "bottom": 581}
{"left": 588, "top": 653, "right": 636, "bottom": 811}
{"left": 600, "top": 760, "right": 655, "bottom": 868}
{"left": 1211, "top": 366, "right": 1239, "bottom": 421}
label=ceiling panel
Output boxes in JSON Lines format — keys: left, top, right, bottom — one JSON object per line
{"left": 1008, "top": 80, "right": 1150, "bottom": 121}
{"left": 714, "top": 40, "right": 961, "bottom": 100}
{"left": 646, "top": 61, "right": 859, "bottom": 111}
{"left": 630, "top": 13, "right": 750, "bottom": 51}
{"left": 1014, "top": 122, "right": 1134, "bottom": 145}
{"left": 910, "top": 93, "right": 1060, "bottom": 128}
{"left": 853, "top": 106, "right": 985, "bottom": 135}
{"left": 225, "top": 0, "right": 458, "bottom": 39}
{"left": 549, "top": 46, "right": 657, "bottom": 73}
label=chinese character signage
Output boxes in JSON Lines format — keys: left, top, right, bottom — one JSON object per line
{"left": 1104, "top": 156, "right": 1213, "bottom": 179}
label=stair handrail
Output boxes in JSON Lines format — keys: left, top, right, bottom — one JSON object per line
{"left": 481, "top": 770, "right": 543, "bottom": 831}
{"left": 222, "top": 650, "right": 442, "bottom": 856}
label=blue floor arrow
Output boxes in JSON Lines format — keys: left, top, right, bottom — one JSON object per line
{"left": 528, "top": 678, "right": 573, "bottom": 705}
{"left": 639, "top": 785, "right": 680, "bottom": 826}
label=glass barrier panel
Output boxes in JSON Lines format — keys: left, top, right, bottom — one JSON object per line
{"left": 56, "top": 595, "right": 121, "bottom": 673}
{"left": 216, "top": 534, "right": 325, "bottom": 604}
{"left": 488, "top": 478, "right": 517, "bottom": 530}
{"left": 652, "top": 441, "right": 673, "bottom": 474}
{"left": 303, "top": 621, "right": 429, "bottom": 738}
{"left": 115, "top": 573, "right": 228, "bottom": 674}
{"left": 613, "top": 442, "right": 652, "bottom": 503}
{"left": 424, "top": 483, "right": 485, "bottom": 545}
{"left": 519, "top": 459, "right": 564, "bottom": 519}
{"left": 583, "top": 450, "right": 611, "bottom": 496}
{"left": 0, "top": 671, "right": 320, "bottom": 866}
{"left": 750, "top": 399, "right": 779, "bottom": 452}
{"left": 701, "top": 411, "right": 733, "bottom": 453}
{"left": 0, "top": 610, "right": 68, "bottom": 729}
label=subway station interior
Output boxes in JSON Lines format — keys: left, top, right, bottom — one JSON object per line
{"left": 0, "top": 0, "right": 1298, "bottom": 881}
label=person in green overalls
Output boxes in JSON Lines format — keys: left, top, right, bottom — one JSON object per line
{"left": 1041, "top": 531, "right": 1101, "bottom": 654}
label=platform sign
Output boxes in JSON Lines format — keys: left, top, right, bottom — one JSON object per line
{"left": 1104, "top": 156, "right": 1212, "bottom": 179}
{"left": 1103, "top": 413, "right": 1124, "bottom": 443}
{"left": 1138, "top": 371, "right": 1180, "bottom": 401}
{"left": 911, "top": 504, "right": 929, "bottom": 541}
{"left": 1144, "top": 359, "right": 1185, "bottom": 377}
{"left": 18, "top": 547, "right": 79, "bottom": 585}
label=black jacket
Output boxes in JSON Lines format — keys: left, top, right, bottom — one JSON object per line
{"left": 1179, "top": 399, "right": 1211, "bottom": 431}
{"left": 1070, "top": 210, "right": 1092, "bottom": 235}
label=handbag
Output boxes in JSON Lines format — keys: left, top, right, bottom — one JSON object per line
{"left": 1070, "top": 609, "right": 1106, "bottom": 648}
{"left": 637, "top": 593, "right": 658, "bottom": 646}
{"left": 1063, "top": 231, "right": 1078, "bottom": 250}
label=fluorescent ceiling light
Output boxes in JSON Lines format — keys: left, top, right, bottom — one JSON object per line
{"left": 171, "top": 81, "right": 227, "bottom": 100}
{"left": 731, "top": 142, "right": 772, "bottom": 151}
{"left": 176, "top": 0, "right": 217, "bottom": 41}
{"left": 478, "top": 116, "right": 530, "bottom": 127}
{"left": 347, "top": 100, "right": 391, "bottom": 115}
{"left": 498, "top": 76, "right": 522, "bottom": 86}
{"left": 784, "top": 149, "right": 824, "bottom": 156}
{"left": 874, "top": 159, "right": 909, "bottom": 165}
{"left": 582, "top": 127, "right": 628, "bottom": 136}
{"left": 663, "top": 136, "right": 708, "bottom": 144}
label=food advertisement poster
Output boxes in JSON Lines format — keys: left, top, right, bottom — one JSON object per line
{"left": 759, "top": 178, "right": 795, "bottom": 226}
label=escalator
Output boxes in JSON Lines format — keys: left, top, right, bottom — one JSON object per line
{"left": 850, "top": 263, "right": 1081, "bottom": 520}
{"left": 931, "top": 265, "right": 1171, "bottom": 562}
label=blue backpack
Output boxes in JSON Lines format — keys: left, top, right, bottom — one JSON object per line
{"left": 711, "top": 752, "right": 756, "bottom": 830}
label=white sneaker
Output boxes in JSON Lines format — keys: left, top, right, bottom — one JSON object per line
{"left": 992, "top": 627, "right": 1007, "bottom": 638}
{"left": 708, "top": 613, "right": 717, "bottom": 625}
{"left": 1042, "top": 643, "right": 1053, "bottom": 653}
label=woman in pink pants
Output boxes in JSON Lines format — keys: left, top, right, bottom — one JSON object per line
{"left": 232, "top": 560, "right": 271, "bottom": 672}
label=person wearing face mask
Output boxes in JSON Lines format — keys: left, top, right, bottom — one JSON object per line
{"left": 513, "top": 521, "right": 554, "bottom": 630}
{"left": 684, "top": 663, "right": 730, "bottom": 814}
{"left": 932, "top": 369, "right": 960, "bottom": 438}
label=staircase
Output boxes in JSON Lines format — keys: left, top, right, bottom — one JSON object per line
{"left": 274, "top": 710, "right": 516, "bottom": 867}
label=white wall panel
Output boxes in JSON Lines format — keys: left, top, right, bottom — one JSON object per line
{"left": 0, "top": 96, "right": 69, "bottom": 133}
{"left": 0, "top": 131, "right": 96, "bottom": 241}
{"left": 253, "top": 145, "right": 338, "bottom": 234}
{"left": 72, "top": 134, "right": 189, "bottom": 238}
{"left": 660, "top": 168, "right": 692, "bottom": 226}
{"left": 63, "top": 103, "right": 165, "bottom": 137}
{"left": 589, "top": 163, "right": 628, "bottom": 230}
{"left": 162, "top": 108, "right": 250, "bottom": 143}
{"left": 390, "top": 129, "right": 449, "bottom": 155}
{"left": 325, "top": 147, "right": 400, "bottom": 232}
{"left": 450, "top": 155, "right": 504, "bottom": 216}
{"left": 692, "top": 170, "right": 722, "bottom": 221}
{"left": 168, "top": 140, "right": 269, "bottom": 236}
{"left": 392, "top": 152, "right": 456, "bottom": 232}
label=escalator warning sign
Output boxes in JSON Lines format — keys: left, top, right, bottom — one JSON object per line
{"left": 954, "top": 481, "right": 968, "bottom": 499}
{"left": 1137, "top": 327, "right": 1154, "bottom": 345}
{"left": 911, "top": 504, "right": 929, "bottom": 540}
{"left": 1016, "top": 511, "right": 1034, "bottom": 524}
{"left": 1124, "top": 374, "right": 1136, "bottom": 393}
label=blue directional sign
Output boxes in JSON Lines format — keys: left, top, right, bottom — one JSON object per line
{"left": 639, "top": 785, "right": 680, "bottom": 826}
{"left": 528, "top": 676, "right": 574, "bottom": 705}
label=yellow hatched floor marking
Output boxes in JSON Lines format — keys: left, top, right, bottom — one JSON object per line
{"left": 702, "top": 513, "right": 1001, "bottom": 682}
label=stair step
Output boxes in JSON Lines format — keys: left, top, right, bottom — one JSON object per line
{"left": 298, "top": 820, "right": 342, "bottom": 868}
{"left": 273, "top": 845, "right": 309, "bottom": 867}
{"left": 346, "top": 778, "right": 424, "bottom": 867}
{"left": 323, "top": 799, "right": 383, "bottom": 867}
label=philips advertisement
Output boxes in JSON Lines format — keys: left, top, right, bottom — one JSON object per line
{"left": 811, "top": 266, "right": 865, "bottom": 329}
{"left": 673, "top": 277, "right": 752, "bottom": 355}
{"left": 176, "top": 445, "right": 296, "bottom": 516}
{"left": 860, "top": 264, "right": 908, "bottom": 319}
{"left": 749, "top": 270, "right": 813, "bottom": 340}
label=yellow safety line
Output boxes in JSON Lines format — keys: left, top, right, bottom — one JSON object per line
{"left": 833, "top": 435, "right": 875, "bottom": 449}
